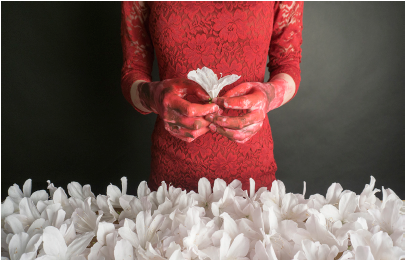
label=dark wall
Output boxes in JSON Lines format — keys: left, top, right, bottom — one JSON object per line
{"left": 2, "top": 2, "right": 404, "bottom": 199}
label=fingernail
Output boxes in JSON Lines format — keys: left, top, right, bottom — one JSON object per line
{"left": 206, "top": 114, "right": 214, "bottom": 121}
{"left": 209, "top": 123, "right": 216, "bottom": 132}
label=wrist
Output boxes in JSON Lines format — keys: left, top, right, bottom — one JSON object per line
{"left": 137, "top": 81, "right": 162, "bottom": 114}
{"left": 264, "top": 78, "right": 288, "bottom": 112}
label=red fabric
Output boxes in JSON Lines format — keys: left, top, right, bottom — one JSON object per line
{"left": 121, "top": 1, "right": 303, "bottom": 192}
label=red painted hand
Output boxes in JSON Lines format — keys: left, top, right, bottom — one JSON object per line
{"left": 138, "top": 78, "right": 219, "bottom": 142}
{"left": 205, "top": 80, "right": 287, "bottom": 143}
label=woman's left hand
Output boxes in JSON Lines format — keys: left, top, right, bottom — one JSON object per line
{"left": 205, "top": 80, "right": 287, "bottom": 143}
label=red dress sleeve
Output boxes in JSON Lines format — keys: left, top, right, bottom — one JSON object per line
{"left": 267, "top": 1, "right": 304, "bottom": 98}
{"left": 120, "top": 1, "right": 154, "bottom": 115}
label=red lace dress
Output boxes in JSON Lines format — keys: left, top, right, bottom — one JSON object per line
{"left": 121, "top": 1, "right": 303, "bottom": 192}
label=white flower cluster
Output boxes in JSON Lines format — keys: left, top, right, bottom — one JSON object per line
{"left": 1, "top": 176, "right": 404, "bottom": 260}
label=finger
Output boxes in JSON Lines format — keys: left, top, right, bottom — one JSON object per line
{"left": 164, "top": 110, "right": 210, "bottom": 130}
{"left": 205, "top": 110, "right": 265, "bottom": 130}
{"left": 215, "top": 88, "right": 265, "bottom": 110}
{"left": 173, "top": 78, "right": 212, "bottom": 101}
{"left": 164, "top": 122, "right": 210, "bottom": 141}
{"left": 167, "top": 94, "right": 219, "bottom": 117}
{"left": 211, "top": 122, "right": 263, "bottom": 142}
{"left": 222, "top": 82, "right": 255, "bottom": 98}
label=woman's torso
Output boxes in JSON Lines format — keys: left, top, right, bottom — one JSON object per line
{"left": 145, "top": 1, "right": 278, "bottom": 191}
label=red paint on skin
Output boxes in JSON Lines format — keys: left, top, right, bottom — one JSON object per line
{"left": 209, "top": 79, "right": 288, "bottom": 142}
{"left": 139, "top": 78, "right": 218, "bottom": 142}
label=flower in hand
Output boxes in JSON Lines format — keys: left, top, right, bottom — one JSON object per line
{"left": 138, "top": 78, "right": 219, "bottom": 142}
{"left": 205, "top": 80, "right": 286, "bottom": 143}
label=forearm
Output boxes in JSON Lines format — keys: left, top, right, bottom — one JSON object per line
{"left": 265, "top": 73, "right": 296, "bottom": 112}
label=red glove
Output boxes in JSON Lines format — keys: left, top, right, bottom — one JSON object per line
{"left": 138, "top": 78, "right": 219, "bottom": 142}
{"left": 205, "top": 78, "right": 288, "bottom": 143}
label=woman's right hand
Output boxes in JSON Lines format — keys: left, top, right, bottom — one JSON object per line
{"left": 137, "top": 78, "right": 219, "bottom": 142}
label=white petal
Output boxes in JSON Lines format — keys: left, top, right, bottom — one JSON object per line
{"left": 226, "top": 233, "right": 249, "bottom": 258}
{"left": 121, "top": 177, "right": 128, "bottom": 196}
{"left": 354, "top": 246, "right": 374, "bottom": 260}
{"left": 220, "top": 213, "right": 239, "bottom": 239}
{"left": 19, "top": 198, "right": 41, "bottom": 223}
{"left": 2, "top": 197, "right": 15, "bottom": 220}
{"left": 118, "top": 226, "right": 139, "bottom": 248}
{"left": 23, "top": 179, "right": 32, "bottom": 198}
{"left": 26, "top": 218, "right": 47, "bottom": 237}
{"left": 25, "top": 233, "right": 43, "bottom": 253}
{"left": 339, "top": 192, "right": 357, "bottom": 218}
{"left": 213, "top": 179, "right": 227, "bottom": 194}
{"left": 107, "top": 184, "right": 121, "bottom": 207}
{"left": 349, "top": 229, "right": 372, "bottom": 249}
{"left": 42, "top": 226, "right": 68, "bottom": 257}
{"left": 326, "top": 183, "right": 343, "bottom": 204}
{"left": 5, "top": 215, "right": 26, "bottom": 234}
{"left": 8, "top": 232, "right": 29, "bottom": 260}
{"left": 8, "top": 184, "right": 24, "bottom": 205}
{"left": 30, "top": 190, "right": 48, "bottom": 205}
{"left": 369, "top": 231, "right": 393, "bottom": 259}
{"left": 68, "top": 182, "right": 85, "bottom": 200}
{"left": 97, "top": 222, "right": 115, "bottom": 246}
{"left": 137, "top": 181, "right": 150, "bottom": 198}
{"left": 320, "top": 204, "right": 340, "bottom": 222}
{"left": 301, "top": 239, "right": 319, "bottom": 259}
{"left": 66, "top": 232, "right": 95, "bottom": 259}
{"left": 219, "top": 232, "right": 231, "bottom": 260}
{"left": 168, "top": 249, "right": 183, "bottom": 260}
{"left": 114, "top": 239, "right": 134, "bottom": 260}
{"left": 198, "top": 178, "right": 211, "bottom": 201}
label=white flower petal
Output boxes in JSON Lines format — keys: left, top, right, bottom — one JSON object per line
{"left": 97, "top": 222, "right": 115, "bottom": 246}
{"left": 66, "top": 232, "right": 95, "bottom": 259}
{"left": 42, "top": 226, "right": 68, "bottom": 257}
{"left": 354, "top": 246, "right": 374, "bottom": 260}
{"left": 114, "top": 239, "right": 134, "bottom": 260}
{"left": 326, "top": 183, "right": 343, "bottom": 205}
{"left": 30, "top": 190, "right": 48, "bottom": 205}
{"left": 226, "top": 233, "right": 249, "bottom": 258}
{"left": 22, "top": 180, "right": 32, "bottom": 198}
{"left": 8, "top": 232, "right": 29, "bottom": 260}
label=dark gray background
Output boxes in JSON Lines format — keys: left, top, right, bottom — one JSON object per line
{"left": 2, "top": 2, "right": 404, "bottom": 199}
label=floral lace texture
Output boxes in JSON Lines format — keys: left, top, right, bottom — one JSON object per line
{"left": 121, "top": 1, "right": 303, "bottom": 192}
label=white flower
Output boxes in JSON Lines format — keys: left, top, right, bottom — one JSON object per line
{"left": 191, "top": 178, "right": 223, "bottom": 218}
{"left": 107, "top": 177, "right": 128, "bottom": 208}
{"left": 252, "top": 240, "right": 278, "bottom": 260}
{"left": 71, "top": 197, "right": 102, "bottom": 234}
{"left": 293, "top": 239, "right": 339, "bottom": 260}
{"left": 357, "top": 176, "right": 381, "bottom": 212}
{"left": 52, "top": 188, "right": 74, "bottom": 218}
{"left": 260, "top": 180, "right": 286, "bottom": 209}
{"left": 368, "top": 196, "right": 405, "bottom": 249}
{"left": 200, "top": 232, "right": 250, "bottom": 260}
{"left": 349, "top": 230, "right": 405, "bottom": 260}
{"left": 320, "top": 192, "right": 359, "bottom": 224}
{"left": 7, "top": 232, "right": 42, "bottom": 260}
{"left": 7, "top": 179, "right": 48, "bottom": 212}
{"left": 36, "top": 226, "right": 94, "bottom": 260}
{"left": 187, "top": 67, "right": 241, "bottom": 99}
{"left": 67, "top": 182, "right": 95, "bottom": 201}
{"left": 88, "top": 222, "right": 117, "bottom": 260}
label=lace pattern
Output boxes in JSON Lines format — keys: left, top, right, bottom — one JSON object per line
{"left": 121, "top": 1, "right": 303, "bottom": 191}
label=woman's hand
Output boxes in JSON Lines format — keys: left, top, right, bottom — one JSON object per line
{"left": 205, "top": 78, "right": 289, "bottom": 143}
{"left": 137, "top": 78, "right": 219, "bottom": 142}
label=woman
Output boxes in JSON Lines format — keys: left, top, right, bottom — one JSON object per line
{"left": 121, "top": 1, "right": 303, "bottom": 192}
